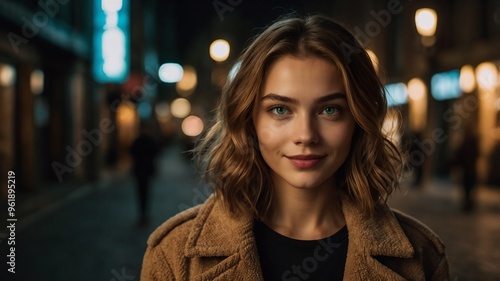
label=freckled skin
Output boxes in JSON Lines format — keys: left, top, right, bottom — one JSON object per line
{"left": 252, "top": 56, "right": 357, "bottom": 192}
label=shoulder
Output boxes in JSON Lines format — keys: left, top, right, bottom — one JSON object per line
{"left": 391, "top": 209, "right": 446, "bottom": 256}
{"left": 141, "top": 204, "right": 202, "bottom": 280}
{"left": 145, "top": 194, "right": 220, "bottom": 255}
{"left": 141, "top": 201, "right": 210, "bottom": 280}
{"left": 391, "top": 210, "right": 451, "bottom": 279}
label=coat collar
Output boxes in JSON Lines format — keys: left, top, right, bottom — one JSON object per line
{"left": 340, "top": 193, "right": 415, "bottom": 280}
{"left": 340, "top": 193, "right": 414, "bottom": 258}
{"left": 184, "top": 193, "right": 414, "bottom": 280}
{"left": 184, "top": 194, "right": 254, "bottom": 258}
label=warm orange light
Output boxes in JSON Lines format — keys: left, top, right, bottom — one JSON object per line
{"left": 30, "top": 69, "right": 44, "bottom": 95}
{"left": 116, "top": 102, "right": 136, "bottom": 126}
{"left": 176, "top": 65, "right": 197, "bottom": 96}
{"left": 407, "top": 78, "right": 426, "bottom": 101}
{"left": 170, "top": 98, "right": 191, "bottom": 118}
{"left": 475, "top": 62, "right": 498, "bottom": 91}
{"left": 459, "top": 65, "right": 476, "bottom": 93}
{"left": 407, "top": 77, "right": 427, "bottom": 132}
{"left": 415, "top": 8, "right": 437, "bottom": 37}
{"left": 181, "top": 115, "right": 204, "bottom": 137}
{"left": 210, "top": 39, "right": 230, "bottom": 62}
{"left": 0, "top": 64, "right": 15, "bottom": 87}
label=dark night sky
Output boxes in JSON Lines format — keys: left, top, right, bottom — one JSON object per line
{"left": 170, "top": 0, "right": 346, "bottom": 62}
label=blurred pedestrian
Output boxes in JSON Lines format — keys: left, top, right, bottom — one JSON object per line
{"left": 453, "top": 127, "right": 479, "bottom": 212}
{"left": 142, "top": 14, "right": 450, "bottom": 280}
{"left": 130, "top": 123, "right": 159, "bottom": 226}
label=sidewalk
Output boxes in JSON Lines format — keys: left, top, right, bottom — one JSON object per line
{"left": 389, "top": 179, "right": 500, "bottom": 281}
{"left": 1, "top": 142, "right": 207, "bottom": 281}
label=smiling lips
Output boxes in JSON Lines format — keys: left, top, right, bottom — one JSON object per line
{"left": 285, "top": 154, "right": 326, "bottom": 169}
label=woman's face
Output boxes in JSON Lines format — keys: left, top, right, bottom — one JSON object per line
{"left": 252, "top": 55, "right": 356, "bottom": 191}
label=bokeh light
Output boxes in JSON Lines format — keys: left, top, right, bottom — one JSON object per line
{"left": 137, "top": 102, "right": 152, "bottom": 119}
{"left": 30, "top": 69, "right": 44, "bottom": 95}
{"left": 116, "top": 102, "right": 136, "bottom": 125}
{"left": 159, "top": 63, "right": 183, "bottom": 83}
{"left": 101, "top": 0, "right": 123, "bottom": 12}
{"left": 210, "top": 39, "right": 230, "bottom": 62}
{"left": 176, "top": 65, "right": 197, "bottom": 96}
{"left": 0, "top": 64, "right": 15, "bottom": 87}
{"left": 181, "top": 115, "right": 204, "bottom": 137}
{"left": 407, "top": 78, "right": 426, "bottom": 101}
{"left": 415, "top": 8, "right": 438, "bottom": 37}
{"left": 475, "top": 62, "right": 498, "bottom": 91}
{"left": 459, "top": 65, "right": 476, "bottom": 93}
{"left": 170, "top": 98, "right": 191, "bottom": 118}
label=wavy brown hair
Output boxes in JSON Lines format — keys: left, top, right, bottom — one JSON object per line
{"left": 194, "top": 14, "right": 403, "bottom": 218}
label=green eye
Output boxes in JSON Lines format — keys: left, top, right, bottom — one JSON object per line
{"left": 273, "top": 106, "right": 288, "bottom": 115}
{"left": 322, "top": 107, "right": 338, "bottom": 115}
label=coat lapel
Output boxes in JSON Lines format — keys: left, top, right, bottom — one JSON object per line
{"left": 341, "top": 193, "right": 414, "bottom": 280}
{"left": 184, "top": 195, "right": 264, "bottom": 280}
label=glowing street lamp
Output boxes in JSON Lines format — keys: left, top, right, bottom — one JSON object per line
{"left": 210, "top": 39, "right": 230, "bottom": 62}
{"left": 415, "top": 8, "right": 438, "bottom": 46}
{"left": 459, "top": 65, "right": 476, "bottom": 93}
{"left": 407, "top": 77, "right": 428, "bottom": 132}
{"left": 408, "top": 78, "right": 426, "bottom": 101}
{"left": 475, "top": 62, "right": 498, "bottom": 91}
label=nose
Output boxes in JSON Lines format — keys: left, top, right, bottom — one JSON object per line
{"left": 293, "top": 113, "right": 319, "bottom": 146}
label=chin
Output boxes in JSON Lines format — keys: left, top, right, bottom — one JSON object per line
{"left": 286, "top": 178, "right": 328, "bottom": 190}
{"left": 291, "top": 170, "right": 338, "bottom": 188}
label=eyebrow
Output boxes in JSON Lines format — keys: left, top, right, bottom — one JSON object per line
{"left": 260, "top": 92, "right": 346, "bottom": 104}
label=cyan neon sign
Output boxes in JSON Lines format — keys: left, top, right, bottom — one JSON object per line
{"left": 93, "top": 0, "right": 129, "bottom": 83}
{"left": 385, "top": 83, "right": 408, "bottom": 107}
{"left": 431, "top": 69, "right": 461, "bottom": 101}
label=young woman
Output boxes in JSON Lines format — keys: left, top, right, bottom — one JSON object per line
{"left": 142, "top": 14, "right": 450, "bottom": 280}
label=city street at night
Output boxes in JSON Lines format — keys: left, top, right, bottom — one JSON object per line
{"left": 2, "top": 1, "right": 500, "bottom": 280}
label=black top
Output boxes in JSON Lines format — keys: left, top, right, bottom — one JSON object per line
{"left": 254, "top": 220, "right": 348, "bottom": 281}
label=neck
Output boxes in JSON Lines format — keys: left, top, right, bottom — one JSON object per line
{"left": 264, "top": 178, "right": 345, "bottom": 240}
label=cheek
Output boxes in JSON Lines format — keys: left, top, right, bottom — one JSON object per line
{"left": 255, "top": 119, "right": 284, "bottom": 144}
{"left": 326, "top": 123, "right": 356, "bottom": 148}
{"left": 257, "top": 127, "right": 278, "bottom": 150}
{"left": 256, "top": 127, "right": 289, "bottom": 159}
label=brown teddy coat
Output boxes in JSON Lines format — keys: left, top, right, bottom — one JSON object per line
{"left": 141, "top": 194, "right": 450, "bottom": 280}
